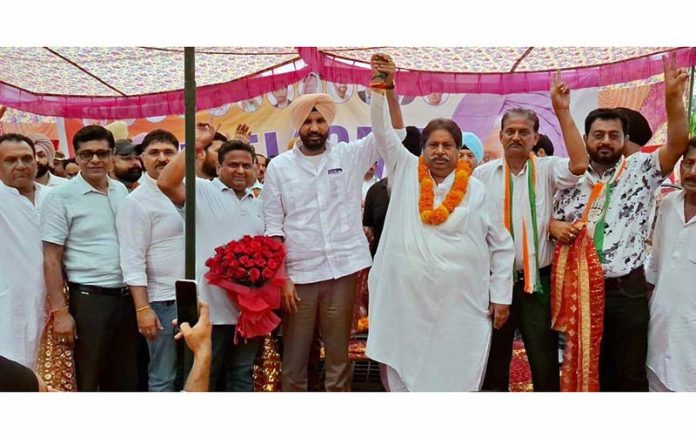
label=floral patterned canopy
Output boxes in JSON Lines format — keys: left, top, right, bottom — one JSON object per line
{"left": 0, "top": 46, "right": 693, "bottom": 119}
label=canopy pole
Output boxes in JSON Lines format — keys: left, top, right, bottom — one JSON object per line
{"left": 688, "top": 66, "right": 695, "bottom": 135}
{"left": 184, "top": 47, "right": 196, "bottom": 280}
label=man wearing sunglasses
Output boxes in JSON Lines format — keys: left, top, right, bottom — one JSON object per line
{"left": 41, "top": 125, "right": 139, "bottom": 392}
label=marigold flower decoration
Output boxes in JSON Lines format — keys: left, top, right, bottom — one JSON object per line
{"left": 418, "top": 156, "right": 472, "bottom": 225}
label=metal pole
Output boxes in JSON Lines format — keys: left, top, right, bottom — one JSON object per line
{"left": 184, "top": 47, "right": 196, "bottom": 280}
{"left": 688, "top": 66, "right": 695, "bottom": 135}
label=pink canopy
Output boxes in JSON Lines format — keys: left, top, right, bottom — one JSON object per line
{"left": 1, "top": 46, "right": 694, "bottom": 119}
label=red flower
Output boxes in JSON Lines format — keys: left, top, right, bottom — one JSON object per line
{"left": 239, "top": 256, "right": 254, "bottom": 268}
{"left": 234, "top": 268, "right": 246, "bottom": 280}
{"left": 206, "top": 235, "right": 286, "bottom": 288}
{"left": 249, "top": 268, "right": 261, "bottom": 284}
{"left": 262, "top": 267, "right": 274, "bottom": 281}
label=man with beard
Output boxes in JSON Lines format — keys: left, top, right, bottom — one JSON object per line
{"left": 29, "top": 133, "right": 67, "bottom": 188}
{"left": 551, "top": 53, "right": 689, "bottom": 391}
{"left": 262, "top": 53, "right": 405, "bottom": 391}
{"left": 0, "top": 134, "right": 51, "bottom": 369}
{"left": 197, "top": 132, "right": 226, "bottom": 180}
{"left": 112, "top": 139, "right": 143, "bottom": 191}
{"left": 116, "top": 129, "right": 184, "bottom": 391}
{"left": 158, "top": 125, "right": 264, "bottom": 392}
{"left": 474, "top": 71, "right": 589, "bottom": 392}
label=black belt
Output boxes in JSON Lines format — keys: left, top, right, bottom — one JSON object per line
{"left": 604, "top": 266, "right": 645, "bottom": 293}
{"left": 515, "top": 264, "right": 552, "bottom": 282}
{"left": 69, "top": 282, "right": 130, "bottom": 297}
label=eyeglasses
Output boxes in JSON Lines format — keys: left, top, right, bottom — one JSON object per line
{"left": 77, "top": 150, "right": 112, "bottom": 161}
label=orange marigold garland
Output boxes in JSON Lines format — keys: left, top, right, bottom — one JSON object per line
{"left": 418, "top": 156, "right": 472, "bottom": 225}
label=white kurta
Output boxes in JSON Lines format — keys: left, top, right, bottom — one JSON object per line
{"left": 645, "top": 190, "right": 696, "bottom": 391}
{"left": 365, "top": 93, "right": 515, "bottom": 391}
{"left": 0, "top": 182, "right": 50, "bottom": 369}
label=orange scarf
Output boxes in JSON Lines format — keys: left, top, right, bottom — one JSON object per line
{"left": 551, "top": 227, "right": 605, "bottom": 391}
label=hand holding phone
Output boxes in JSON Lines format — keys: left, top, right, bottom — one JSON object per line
{"left": 175, "top": 280, "right": 199, "bottom": 328}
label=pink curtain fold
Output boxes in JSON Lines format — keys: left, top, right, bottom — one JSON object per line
{"left": 1, "top": 47, "right": 694, "bottom": 119}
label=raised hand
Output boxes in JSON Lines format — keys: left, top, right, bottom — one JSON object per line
{"left": 195, "top": 119, "right": 218, "bottom": 151}
{"left": 370, "top": 53, "right": 396, "bottom": 88}
{"left": 550, "top": 70, "right": 571, "bottom": 111}
{"left": 233, "top": 123, "right": 251, "bottom": 143}
{"left": 663, "top": 51, "right": 689, "bottom": 98}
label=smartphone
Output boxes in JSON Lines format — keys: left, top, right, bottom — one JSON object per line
{"left": 175, "top": 280, "right": 199, "bottom": 327}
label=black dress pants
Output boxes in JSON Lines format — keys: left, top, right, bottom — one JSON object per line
{"left": 599, "top": 267, "right": 649, "bottom": 392}
{"left": 69, "top": 284, "right": 139, "bottom": 392}
{"left": 482, "top": 268, "right": 560, "bottom": 391}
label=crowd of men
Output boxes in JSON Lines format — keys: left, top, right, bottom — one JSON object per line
{"left": 0, "top": 52, "right": 694, "bottom": 392}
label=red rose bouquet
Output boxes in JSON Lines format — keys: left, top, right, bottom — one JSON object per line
{"left": 204, "top": 235, "right": 286, "bottom": 340}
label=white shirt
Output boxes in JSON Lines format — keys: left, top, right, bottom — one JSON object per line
{"left": 192, "top": 179, "right": 265, "bottom": 325}
{"left": 554, "top": 151, "right": 665, "bottom": 277}
{"left": 44, "top": 172, "right": 68, "bottom": 188}
{"left": 0, "top": 182, "right": 51, "bottom": 369}
{"left": 362, "top": 176, "right": 379, "bottom": 201}
{"left": 645, "top": 191, "right": 696, "bottom": 391}
{"left": 263, "top": 129, "right": 404, "bottom": 284}
{"left": 41, "top": 173, "right": 129, "bottom": 287}
{"left": 365, "top": 92, "right": 515, "bottom": 391}
{"left": 474, "top": 157, "right": 580, "bottom": 270}
{"left": 116, "top": 175, "right": 184, "bottom": 302}
{"left": 251, "top": 179, "right": 264, "bottom": 191}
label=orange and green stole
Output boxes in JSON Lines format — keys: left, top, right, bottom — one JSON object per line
{"left": 503, "top": 153, "right": 543, "bottom": 294}
{"left": 551, "top": 158, "right": 627, "bottom": 391}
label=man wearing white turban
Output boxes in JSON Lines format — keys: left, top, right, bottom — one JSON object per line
{"left": 263, "top": 54, "right": 405, "bottom": 391}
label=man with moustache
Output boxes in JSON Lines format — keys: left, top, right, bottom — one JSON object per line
{"left": 474, "top": 71, "right": 589, "bottom": 392}
{"left": 111, "top": 139, "right": 143, "bottom": 191}
{"left": 551, "top": 53, "right": 689, "bottom": 391}
{"left": 645, "top": 137, "right": 696, "bottom": 392}
{"left": 42, "top": 125, "right": 139, "bottom": 391}
{"left": 116, "top": 129, "right": 184, "bottom": 391}
{"left": 262, "top": 53, "right": 405, "bottom": 392}
{"left": 0, "top": 133, "right": 51, "bottom": 369}
{"left": 29, "top": 133, "right": 68, "bottom": 188}
{"left": 159, "top": 125, "right": 264, "bottom": 392}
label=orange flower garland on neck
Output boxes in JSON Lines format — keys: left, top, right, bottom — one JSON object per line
{"left": 418, "top": 156, "right": 472, "bottom": 225}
